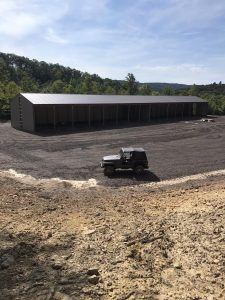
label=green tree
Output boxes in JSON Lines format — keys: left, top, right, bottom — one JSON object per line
{"left": 0, "top": 82, "right": 5, "bottom": 111}
{"left": 125, "top": 73, "right": 138, "bottom": 95}
{"left": 5, "top": 81, "right": 21, "bottom": 99}
{"left": 105, "top": 86, "right": 116, "bottom": 95}
{"left": 2, "top": 81, "right": 21, "bottom": 111}
{"left": 51, "top": 80, "right": 66, "bottom": 93}
{"left": 80, "top": 73, "right": 93, "bottom": 94}
{"left": 64, "top": 84, "right": 76, "bottom": 94}
{"left": 205, "top": 94, "right": 225, "bottom": 115}
{"left": 162, "top": 86, "right": 174, "bottom": 95}
{"left": 189, "top": 84, "right": 199, "bottom": 96}
{"left": 20, "top": 75, "right": 39, "bottom": 92}
{"left": 138, "top": 84, "right": 152, "bottom": 95}
{"left": 0, "top": 58, "right": 10, "bottom": 82}
{"left": 152, "top": 91, "right": 160, "bottom": 96}
{"left": 91, "top": 81, "right": 100, "bottom": 94}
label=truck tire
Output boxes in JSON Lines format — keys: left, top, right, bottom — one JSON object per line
{"left": 134, "top": 165, "right": 144, "bottom": 175}
{"left": 104, "top": 166, "right": 115, "bottom": 176}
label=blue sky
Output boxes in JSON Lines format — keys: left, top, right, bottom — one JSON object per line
{"left": 0, "top": 0, "right": 225, "bottom": 84}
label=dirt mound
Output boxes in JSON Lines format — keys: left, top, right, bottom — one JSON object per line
{"left": 2, "top": 169, "right": 98, "bottom": 189}
{"left": 0, "top": 173, "right": 224, "bottom": 299}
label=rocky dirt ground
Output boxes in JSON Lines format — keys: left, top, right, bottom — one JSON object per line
{"left": 0, "top": 172, "right": 224, "bottom": 300}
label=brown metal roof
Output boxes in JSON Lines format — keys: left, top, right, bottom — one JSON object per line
{"left": 20, "top": 93, "right": 207, "bottom": 105}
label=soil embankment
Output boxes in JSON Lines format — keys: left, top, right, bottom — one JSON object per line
{"left": 0, "top": 172, "right": 224, "bottom": 299}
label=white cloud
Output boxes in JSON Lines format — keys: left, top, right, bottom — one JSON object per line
{"left": 167, "top": 0, "right": 225, "bottom": 30}
{"left": 75, "top": 0, "right": 109, "bottom": 19}
{"left": 0, "top": 0, "right": 69, "bottom": 38}
{"left": 123, "top": 0, "right": 225, "bottom": 34}
{"left": 0, "top": 0, "right": 225, "bottom": 84}
{"left": 45, "top": 28, "right": 69, "bottom": 45}
{"left": 134, "top": 64, "right": 207, "bottom": 74}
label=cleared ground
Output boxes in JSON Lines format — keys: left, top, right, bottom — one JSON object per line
{"left": 0, "top": 118, "right": 225, "bottom": 299}
{"left": 0, "top": 117, "right": 225, "bottom": 186}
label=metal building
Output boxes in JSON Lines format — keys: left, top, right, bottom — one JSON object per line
{"left": 11, "top": 93, "right": 208, "bottom": 132}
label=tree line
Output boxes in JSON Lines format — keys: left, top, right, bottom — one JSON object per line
{"left": 0, "top": 52, "right": 225, "bottom": 118}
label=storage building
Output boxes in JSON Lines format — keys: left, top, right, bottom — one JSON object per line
{"left": 11, "top": 93, "right": 208, "bottom": 132}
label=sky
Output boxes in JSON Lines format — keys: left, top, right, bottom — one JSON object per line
{"left": 0, "top": 0, "right": 225, "bottom": 84}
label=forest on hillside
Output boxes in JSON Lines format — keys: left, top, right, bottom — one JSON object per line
{"left": 0, "top": 52, "right": 225, "bottom": 119}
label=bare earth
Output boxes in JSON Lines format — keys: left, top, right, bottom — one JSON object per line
{"left": 0, "top": 117, "right": 225, "bottom": 299}
{"left": 0, "top": 172, "right": 225, "bottom": 300}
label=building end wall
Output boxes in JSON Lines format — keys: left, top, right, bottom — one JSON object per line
{"left": 11, "top": 95, "right": 20, "bottom": 129}
{"left": 11, "top": 94, "right": 35, "bottom": 132}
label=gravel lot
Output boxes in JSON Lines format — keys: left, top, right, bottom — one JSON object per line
{"left": 0, "top": 117, "right": 225, "bottom": 186}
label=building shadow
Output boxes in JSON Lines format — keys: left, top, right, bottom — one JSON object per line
{"left": 32, "top": 117, "right": 203, "bottom": 137}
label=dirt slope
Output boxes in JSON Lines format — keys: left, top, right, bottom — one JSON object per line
{"left": 0, "top": 173, "right": 224, "bottom": 300}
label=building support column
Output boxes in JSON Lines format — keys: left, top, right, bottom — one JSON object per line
{"left": 53, "top": 105, "right": 56, "bottom": 130}
{"left": 116, "top": 105, "right": 119, "bottom": 126}
{"left": 193, "top": 103, "right": 197, "bottom": 117}
{"left": 174, "top": 103, "right": 177, "bottom": 119}
{"left": 88, "top": 105, "right": 91, "bottom": 128}
{"left": 182, "top": 103, "right": 184, "bottom": 120}
{"left": 148, "top": 104, "right": 151, "bottom": 122}
{"left": 166, "top": 103, "right": 170, "bottom": 120}
{"left": 128, "top": 105, "right": 130, "bottom": 122}
{"left": 139, "top": 104, "right": 141, "bottom": 122}
{"left": 33, "top": 106, "right": 36, "bottom": 132}
{"left": 102, "top": 105, "right": 105, "bottom": 127}
{"left": 72, "top": 105, "right": 74, "bottom": 128}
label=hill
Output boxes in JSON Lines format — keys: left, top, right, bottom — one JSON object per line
{"left": 0, "top": 52, "right": 225, "bottom": 117}
{"left": 142, "top": 82, "right": 190, "bottom": 91}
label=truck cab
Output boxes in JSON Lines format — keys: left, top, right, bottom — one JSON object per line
{"left": 101, "top": 147, "right": 149, "bottom": 176}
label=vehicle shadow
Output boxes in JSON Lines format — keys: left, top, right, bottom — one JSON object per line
{"left": 106, "top": 170, "right": 160, "bottom": 182}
